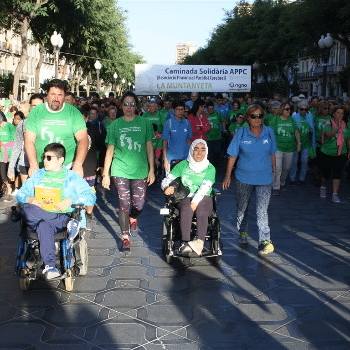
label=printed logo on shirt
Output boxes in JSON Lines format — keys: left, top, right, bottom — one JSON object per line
{"left": 242, "top": 141, "right": 251, "bottom": 144}
{"left": 184, "top": 129, "right": 188, "bottom": 132}
{"left": 263, "top": 139, "right": 269, "bottom": 144}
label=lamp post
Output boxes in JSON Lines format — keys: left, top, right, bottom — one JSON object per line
{"left": 94, "top": 60, "right": 102, "bottom": 95}
{"left": 50, "top": 31, "right": 64, "bottom": 79}
{"left": 113, "top": 72, "right": 118, "bottom": 93}
{"left": 252, "top": 62, "right": 259, "bottom": 97}
{"left": 318, "top": 33, "right": 334, "bottom": 98}
{"left": 128, "top": 81, "right": 131, "bottom": 91}
{"left": 122, "top": 78, "right": 125, "bottom": 92}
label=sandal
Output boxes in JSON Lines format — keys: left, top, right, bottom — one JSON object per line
{"left": 178, "top": 242, "right": 192, "bottom": 255}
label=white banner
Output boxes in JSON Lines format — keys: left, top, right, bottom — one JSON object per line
{"left": 135, "top": 64, "right": 251, "bottom": 95}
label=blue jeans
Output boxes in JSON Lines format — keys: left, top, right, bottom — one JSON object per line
{"left": 23, "top": 204, "right": 71, "bottom": 267}
{"left": 290, "top": 148, "right": 309, "bottom": 182}
{"left": 235, "top": 179, "right": 272, "bottom": 244}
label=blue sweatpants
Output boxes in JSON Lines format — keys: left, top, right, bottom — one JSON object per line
{"left": 22, "top": 204, "right": 71, "bottom": 267}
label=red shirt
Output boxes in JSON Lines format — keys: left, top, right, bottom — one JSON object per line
{"left": 188, "top": 113, "right": 211, "bottom": 143}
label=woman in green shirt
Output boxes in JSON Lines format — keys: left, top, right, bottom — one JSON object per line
{"left": 320, "top": 105, "right": 350, "bottom": 203}
{"left": 161, "top": 139, "right": 216, "bottom": 256}
{"left": 102, "top": 91, "right": 155, "bottom": 252}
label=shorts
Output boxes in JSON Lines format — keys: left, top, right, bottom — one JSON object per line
{"left": 19, "top": 165, "right": 29, "bottom": 176}
{"left": 0, "top": 163, "right": 9, "bottom": 182}
{"left": 84, "top": 177, "right": 96, "bottom": 188}
{"left": 320, "top": 152, "right": 347, "bottom": 180}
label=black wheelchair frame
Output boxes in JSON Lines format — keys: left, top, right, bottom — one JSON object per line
{"left": 12, "top": 204, "right": 88, "bottom": 292}
{"left": 160, "top": 189, "right": 223, "bottom": 265}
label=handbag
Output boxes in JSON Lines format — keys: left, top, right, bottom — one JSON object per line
{"left": 168, "top": 177, "right": 190, "bottom": 203}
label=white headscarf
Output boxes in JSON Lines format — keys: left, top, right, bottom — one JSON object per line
{"left": 187, "top": 139, "right": 210, "bottom": 173}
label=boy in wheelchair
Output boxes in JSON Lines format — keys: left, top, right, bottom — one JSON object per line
{"left": 161, "top": 139, "right": 216, "bottom": 256}
{"left": 16, "top": 143, "right": 96, "bottom": 279}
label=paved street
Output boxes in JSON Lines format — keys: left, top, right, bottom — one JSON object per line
{"left": 1, "top": 169, "right": 350, "bottom": 349}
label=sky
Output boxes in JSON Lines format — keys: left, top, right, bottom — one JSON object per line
{"left": 118, "top": 0, "right": 239, "bottom": 65}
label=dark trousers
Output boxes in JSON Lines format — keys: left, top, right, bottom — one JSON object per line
{"left": 23, "top": 204, "right": 71, "bottom": 267}
{"left": 177, "top": 196, "right": 213, "bottom": 242}
{"left": 207, "top": 139, "right": 221, "bottom": 167}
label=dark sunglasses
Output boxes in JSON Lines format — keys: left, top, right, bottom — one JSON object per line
{"left": 250, "top": 114, "right": 264, "bottom": 119}
{"left": 284, "top": 108, "right": 291, "bottom": 111}
{"left": 300, "top": 108, "right": 308, "bottom": 111}
{"left": 42, "top": 155, "right": 59, "bottom": 161}
{"left": 123, "top": 102, "right": 136, "bottom": 107}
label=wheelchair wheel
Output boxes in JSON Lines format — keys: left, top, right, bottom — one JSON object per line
{"left": 19, "top": 269, "right": 31, "bottom": 292}
{"left": 78, "top": 239, "right": 88, "bottom": 276}
{"left": 65, "top": 269, "right": 74, "bottom": 291}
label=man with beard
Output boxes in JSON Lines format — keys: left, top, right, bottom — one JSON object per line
{"left": 25, "top": 79, "right": 88, "bottom": 177}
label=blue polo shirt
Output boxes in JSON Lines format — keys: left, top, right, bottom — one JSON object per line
{"left": 214, "top": 103, "right": 228, "bottom": 120}
{"left": 162, "top": 116, "right": 193, "bottom": 163}
{"left": 227, "top": 125, "right": 277, "bottom": 185}
{"left": 166, "top": 109, "right": 175, "bottom": 120}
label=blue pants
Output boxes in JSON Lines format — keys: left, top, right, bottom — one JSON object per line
{"left": 23, "top": 204, "right": 71, "bottom": 267}
{"left": 290, "top": 148, "right": 309, "bottom": 182}
{"left": 235, "top": 179, "right": 272, "bottom": 244}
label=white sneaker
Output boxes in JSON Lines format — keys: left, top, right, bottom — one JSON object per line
{"left": 43, "top": 265, "right": 60, "bottom": 279}
{"left": 12, "top": 188, "right": 19, "bottom": 197}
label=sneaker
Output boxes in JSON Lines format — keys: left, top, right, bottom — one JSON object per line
{"left": 43, "top": 265, "right": 60, "bottom": 280}
{"left": 290, "top": 180, "right": 296, "bottom": 186}
{"left": 86, "top": 213, "right": 93, "bottom": 231}
{"left": 122, "top": 238, "right": 131, "bottom": 253}
{"left": 178, "top": 242, "right": 192, "bottom": 255}
{"left": 258, "top": 240, "right": 274, "bottom": 255}
{"left": 332, "top": 193, "right": 341, "bottom": 203}
{"left": 320, "top": 186, "right": 326, "bottom": 198}
{"left": 67, "top": 219, "right": 81, "bottom": 242}
{"left": 239, "top": 231, "right": 248, "bottom": 244}
{"left": 2, "top": 194, "right": 13, "bottom": 202}
{"left": 280, "top": 185, "right": 287, "bottom": 192}
{"left": 272, "top": 189, "right": 280, "bottom": 196}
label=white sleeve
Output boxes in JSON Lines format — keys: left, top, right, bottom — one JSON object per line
{"left": 191, "top": 180, "right": 213, "bottom": 205}
{"left": 161, "top": 173, "right": 176, "bottom": 191}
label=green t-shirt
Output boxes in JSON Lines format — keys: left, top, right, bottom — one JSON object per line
{"left": 229, "top": 121, "right": 248, "bottom": 134}
{"left": 240, "top": 104, "right": 248, "bottom": 113}
{"left": 0, "top": 122, "right": 16, "bottom": 162}
{"left": 206, "top": 111, "right": 224, "bottom": 141}
{"left": 160, "top": 109, "right": 169, "bottom": 118}
{"left": 321, "top": 122, "right": 349, "bottom": 156}
{"left": 106, "top": 116, "right": 155, "bottom": 179}
{"left": 142, "top": 111, "right": 166, "bottom": 149}
{"left": 309, "top": 108, "right": 317, "bottom": 117}
{"left": 269, "top": 116, "right": 299, "bottom": 153}
{"left": 25, "top": 103, "right": 86, "bottom": 167}
{"left": 171, "top": 160, "right": 216, "bottom": 196}
{"left": 227, "top": 110, "right": 240, "bottom": 122}
{"left": 314, "top": 115, "right": 331, "bottom": 147}
{"left": 37, "top": 169, "right": 69, "bottom": 213}
{"left": 264, "top": 113, "right": 274, "bottom": 126}
{"left": 299, "top": 117, "right": 311, "bottom": 149}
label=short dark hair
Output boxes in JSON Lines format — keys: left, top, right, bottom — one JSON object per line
{"left": 48, "top": 79, "right": 68, "bottom": 95}
{"left": 206, "top": 100, "right": 214, "bottom": 108}
{"left": 172, "top": 99, "right": 185, "bottom": 110}
{"left": 66, "top": 92, "right": 75, "bottom": 98}
{"left": 29, "top": 93, "right": 44, "bottom": 104}
{"left": 215, "top": 93, "right": 223, "bottom": 100}
{"left": 121, "top": 91, "right": 139, "bottom": 106}
{"left": 109, "top": 92, "right": 115, "bottom": 97}
{"left": 14, "top": 111, "right": 25, "bottom": 120}
{"left": 44, "top": 143, "right": 66, "bottom": 160}
{"left": 232, "top": 99, "right": 241, "bottom": 108}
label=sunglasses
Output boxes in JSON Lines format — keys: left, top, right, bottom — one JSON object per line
{"left": 42, "top": 155, "right": 59, "bottom": 161}
{"left": 123, "top": 102, "right": 136, "bottom": 107}
{"left": 300, "top": 108, "right": 308, "bottom": 111}
{"left": 284, "top": 108, "right": 291, "bottom": 111}
{"left": 250, "top": 114, "right": 264, "bottom": 119}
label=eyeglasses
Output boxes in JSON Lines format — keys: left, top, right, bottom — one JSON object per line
{"left": 123, "top": 102, "right": 136, "bottom": 107}
{"left": 284, "top": 108, "right": 291, "bottom": 111}
{"left": 175, "top": 107, "right": 184, "bottom": 111}
{"left": 42, "top": 155, "right": 59, "bottom": 161}
{"left": 300, "top": 108, "right": 308, "bottom": 112}
{"left": 250, "top": 114, "right": 264, "bottom": 119}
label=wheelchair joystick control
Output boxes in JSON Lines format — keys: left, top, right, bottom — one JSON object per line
{"left": 11, "top": 206, "right": 22, "bottom": 222}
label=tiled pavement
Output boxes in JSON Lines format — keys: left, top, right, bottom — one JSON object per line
{"left": 1, "top": 169, "right": 350, "bottom": 349}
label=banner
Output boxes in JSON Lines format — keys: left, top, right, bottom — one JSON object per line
{"left": 135, "top": 64, "right": 251, "bottom": 95}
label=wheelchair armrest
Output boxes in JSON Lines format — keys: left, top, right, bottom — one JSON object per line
{"left": 212, "top": 188, "right": 221, "bottom": 197}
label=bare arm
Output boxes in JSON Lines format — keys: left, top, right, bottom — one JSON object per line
{"left": 271, "top": 154, "right": 277, "bottom": 186}
{"left": 72, "top": 129, "right": 89, "bottom": 177}
{"left": 102, "top": 144, "right": 115, "bottom": 190}
{"left": 24, "top": 130, "right": 39, "bottom": 177}
{"left": 222, "top": 156, "right": 237, "bottom": 190}
{"left": 295, "top": 130, "right": 301, "bottom": 152}
{"left": 162, "top": 140, "right": 170, "bottom": 172}
{"left": 146, "top": 140, "right": 155, "bottom": 185}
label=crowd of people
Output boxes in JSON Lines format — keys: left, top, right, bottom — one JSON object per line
{"left": 1, "top": 80, "right": 350, "bottom": 268}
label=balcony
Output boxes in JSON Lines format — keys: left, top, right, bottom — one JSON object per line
{"left": 313, "top": 65, "right": 335, "bottom": 75}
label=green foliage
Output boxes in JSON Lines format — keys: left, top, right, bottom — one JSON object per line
{"left": 0, "top": 72, "right": 14, "bottom": 96}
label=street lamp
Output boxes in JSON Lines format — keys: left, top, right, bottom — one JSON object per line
{"left": 94, "top": 60, "right": 102, "bottom": 95}
{"left": 252, "top": 62, "right": 259, "bottom": 97}
{"left": 50, "top": 31, "right": 64, "bottom": 79}
{"left": 113, "top": 72, "right": 118, "bottom": 92}
{"left": 318, "top": 33, "right": 334, "bottom": 98}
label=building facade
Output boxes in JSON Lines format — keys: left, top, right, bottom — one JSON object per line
{"left": 175, "top": 42, "right": 197, "bottom": 65}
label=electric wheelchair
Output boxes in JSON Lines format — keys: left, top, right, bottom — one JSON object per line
{"left": 12, "top": 204, "right": 88, "bottom": 292}
{"left": 160, "top": 183, "right": 223, "bottom": 265}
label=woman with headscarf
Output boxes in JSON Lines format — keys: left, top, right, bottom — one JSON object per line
{"left": 161, "top": 139, "right": 216, "bottom": 256}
